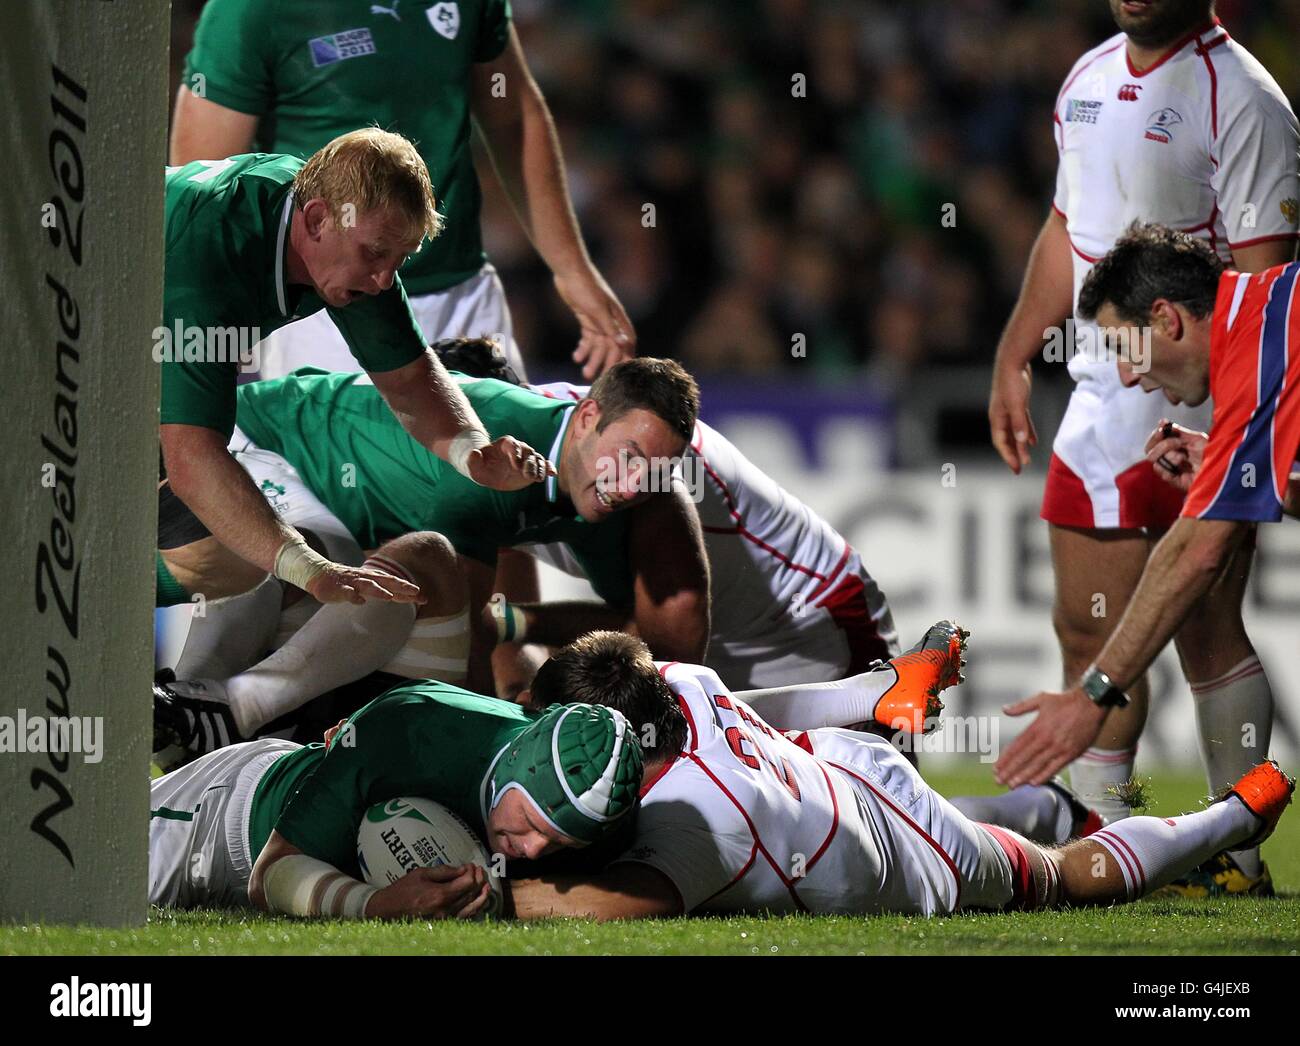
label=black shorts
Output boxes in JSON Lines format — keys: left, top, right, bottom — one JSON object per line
{"left": 157, "top": 480, "right": 211, "bottom": 549}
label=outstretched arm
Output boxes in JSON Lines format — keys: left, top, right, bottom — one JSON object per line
{"left": 508, "top": 863, "right": 683, "bottom": 921}
{"left": 996, "top": 517, "right": 1248, "bottom": 787}
{"left": 369, "top": 349, "right": 551, "bottom": 491}
{"left": 249, "top": 830, "right": 491, "bottom": 920}
{"left": 162, "top": 424, "right": 422, "bottom": 606}
{"left": 470, "top": 27, "right": 634, "bottom": 379}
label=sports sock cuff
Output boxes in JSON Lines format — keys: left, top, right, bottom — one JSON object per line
{"left": 1190, "top": 655, "right": 1264, "bottom": 698}
{"left": 363, "top": 554, "right": 418, "bottom": 587}
{"left": 1092, "top": 828, "right": 1145, "bottom": 900}
{"left": 487, "top": 594, "right": 527, "bottom": 643}
{"left": 1076, "top": 745, "right": 1137, "bottom": 765}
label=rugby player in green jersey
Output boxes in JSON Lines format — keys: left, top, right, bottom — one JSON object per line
{"left": 157, "top": 130, "right": 552, "bottom": 615}
{"left": 149, "top": 679, "right": 642, "bottom": 919}
{"left": 171, "top": 0, "right": 634, "bottom": 381}
{"left": 153, "top": 357, "right": 708, "bottom": 762}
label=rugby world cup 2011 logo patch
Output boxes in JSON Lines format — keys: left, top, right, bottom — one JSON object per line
{"left": 1144, "top": 107, "right": 1183, "bottom": 143}
{"left": 1064, "top": 98, "right": 1103, "bottom": 124}
{"left": 309, "top": 28, "right": 378, "bottom": 67}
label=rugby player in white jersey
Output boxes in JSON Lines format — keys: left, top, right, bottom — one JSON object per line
{"left": 987, "top": 0, "right": 1299, "bottom": 891}
{"left": 506, "top": 633, "right": 1293, "bottom": 919}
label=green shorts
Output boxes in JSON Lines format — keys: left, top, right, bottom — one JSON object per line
{"left": 155, "top": 550, "right": 190, "bottom": 608}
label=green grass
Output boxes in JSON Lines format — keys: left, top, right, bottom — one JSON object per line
{"left": 4, "top": 768, "right": 1297, "bottom": 956}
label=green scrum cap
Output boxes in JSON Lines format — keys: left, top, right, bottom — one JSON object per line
{"left": 483, "top": 703, "right": 643, "bottom": 844}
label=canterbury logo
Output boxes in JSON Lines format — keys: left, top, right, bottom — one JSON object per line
{"left": 1118, "top": 84, "right": 1142, "bottom": 101}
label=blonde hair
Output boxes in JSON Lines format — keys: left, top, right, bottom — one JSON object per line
{"left": 292, "top": 127, "right": 443, "bottom": 245}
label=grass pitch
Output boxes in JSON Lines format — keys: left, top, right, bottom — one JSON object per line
{"left": 4, "top": 767, "right": 1297, "bottom": 956}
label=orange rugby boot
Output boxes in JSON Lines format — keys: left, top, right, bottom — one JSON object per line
{"left": 871, "top": 620, "right": 968, "bottom": 735}
{"left": 1225, "top": 760, "right": 1295, "bottom": 849}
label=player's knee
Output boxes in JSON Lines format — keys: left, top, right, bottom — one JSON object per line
{"left": 375, "top": 531, "right": 464, "bottom": 606}
{"left": 1051, "top": 601, "right": 1108, "bottom": 670}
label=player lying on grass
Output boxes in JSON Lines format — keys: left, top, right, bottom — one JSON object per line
{"left": 157, "top": 129, "right": 549, "bottom": 612}
{"left": 506, "top": 631, "right": 1294, "bottom": 919}
{"left": 149, "top": 680, "right": 641, "bottom": 919}
{"left": 999, "top": 227, "right": 1300, "bottom": 814}
{"left": 641, "top": 619, "right": 1104, "bottom": 846}
{"left": 153, "top": 357, "right": 709, "bottom": 761}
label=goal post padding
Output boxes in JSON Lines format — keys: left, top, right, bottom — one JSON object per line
{"left": 0, "top": 1, "right": 168, "bottom": 925}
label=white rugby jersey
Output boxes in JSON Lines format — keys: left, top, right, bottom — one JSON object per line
{"left": 1054, "top": 20, "right": 1299, "bottom": 384}
{"left": 614, "top": 662, "right": 960, "bottom": 915}
{"left": 613, "top": 665, "right": 972, "bottom": 909}
{"left": 527, "top": 382, "right": 890, "bottom": 678}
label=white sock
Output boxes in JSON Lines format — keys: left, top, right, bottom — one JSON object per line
{"left": 1068, "top": 746, "right": 1136, "bottom": 825}
{"left": 1090, "top": 799, "right": 1259, "bottom": 900}
{"left": 381, "top": 610, "right": 471, "bottom": 682}
{"left": 735, "top": 665, "right": 896, "bottom": 731}
{"left": 950, "top": 786, "right": 1075, "bottom": 845}
{"left": 1192, "top": 654, "right": 1272, "bottom": 878}
{"left": 222, "top": 582, "right": 418, "bottom": 736}
{"left": 174, "top": 576, "right": 285, "bottom": 679}
{"left": 272, "top": 590, "right": 324, "bottom": 651}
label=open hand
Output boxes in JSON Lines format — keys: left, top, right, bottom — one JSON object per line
{"left": 467, "top": 435, "right": 554, "bottom": 491}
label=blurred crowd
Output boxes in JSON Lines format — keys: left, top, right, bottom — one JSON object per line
{"left": 172, "top": 0, "right": 1300, "bottom": 393}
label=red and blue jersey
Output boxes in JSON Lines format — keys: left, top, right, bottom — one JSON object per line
{"left": 1184, "top": 263, "right": 1300, "bottom": 521}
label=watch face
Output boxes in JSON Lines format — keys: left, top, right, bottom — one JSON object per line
{"left": 1084, "top": 670, "right": 1122, "bottom": 706}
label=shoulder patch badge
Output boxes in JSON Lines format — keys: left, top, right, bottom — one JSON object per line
{"left": 427, "top": 2, "right": 461, "bottom": 40}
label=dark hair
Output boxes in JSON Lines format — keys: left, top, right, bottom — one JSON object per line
{"left": 432, "top": 336, "right": 523, "bottom": 386}
{"left": 1077, "top": 222, "right": 1225, "bottom": 326}
{"left": 588, "top": 358, "right": 700, "bottom": 443}
{"left": 530, "top": 631, "right": 687, "bottom": 761}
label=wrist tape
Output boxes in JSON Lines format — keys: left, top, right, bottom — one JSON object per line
{"left": 488, "top": 593, "right": 528, "bottom": 643}
{"left": 263, "top": 854, "right": 378, "bottom": 919}
{"left": 273, "top": 535, "right": 329, "bottom": 591}
{"left": 448, "top": 428, "right": 491, "bottom": 481}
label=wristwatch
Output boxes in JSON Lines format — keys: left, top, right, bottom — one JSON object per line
{"left": 1080, "top": 665, "right": 1130, "bottom": 708}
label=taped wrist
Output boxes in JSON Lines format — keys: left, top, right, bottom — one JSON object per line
{"left": 262, "top": 854, "right": 378, "bottom": 919}
{"left": 273, "top": 535, "right": 329, "bottom": 591}
{"left": 487, "top": 593, "right": 528, "bottom": 643}
{"left": 448, "top": 428, "right": 491, "bottom": 481}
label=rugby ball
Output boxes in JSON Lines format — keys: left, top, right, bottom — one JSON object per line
{"left": 356, "top": 796, "right": 503, "bottom": 917}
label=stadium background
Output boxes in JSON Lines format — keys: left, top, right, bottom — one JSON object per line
{"left": 162, "top": 0, "right": 1300, "bottom": 769}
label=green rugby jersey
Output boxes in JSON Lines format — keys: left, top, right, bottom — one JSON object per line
{"left": 234, "top": 369, "right": 635, "bottom": 606}
{"left": 182, "top": 0, "right": 512, "bottom": 297}
{"left": 247, "top": 680, "right": 531, "bottom": 875}
{"left": 163, "top": 153, "right": 426, "bottom": 435}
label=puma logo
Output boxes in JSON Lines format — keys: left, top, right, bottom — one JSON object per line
{"left": 370, "top": 1, "right": 401, "bottom": 21}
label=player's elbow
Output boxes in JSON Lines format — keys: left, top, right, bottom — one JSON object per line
{"left": 159, "top": 424, "right": 223, "bottom": 503}
{"left": 370, "top": 351, "right": 438, "bottom": 419}
{"left": 640, "top": 590, "right": 710, "bottom": 662}
{"left": 1181, "top": 520, "right": 1244, "bottom": 584}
